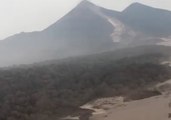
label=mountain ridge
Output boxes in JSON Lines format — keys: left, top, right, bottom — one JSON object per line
{"left": 1, "top": 1, "right": 171, "bottom": 67}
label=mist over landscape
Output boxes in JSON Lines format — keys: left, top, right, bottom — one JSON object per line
{"left": 1, "top": 0, "right": 171, "bottom": 120}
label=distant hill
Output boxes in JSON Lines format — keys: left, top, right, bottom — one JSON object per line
{"left": 119, "top": 3, "right": 171, "bottom": 37}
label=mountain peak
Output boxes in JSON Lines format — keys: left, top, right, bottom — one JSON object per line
{"left": 123, "top": 2, "right": 152, "bottom": 12}
{"left": 76, "top": 0, "right": 96, "bottom": 9}
{"left": 79, "top": 0, "right": 90, "bottom": 4}
{"left": 130, "top": 2, "right": 146, "bottom": 7}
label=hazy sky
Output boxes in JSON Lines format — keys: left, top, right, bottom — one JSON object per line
{"left": 0, "top": 0, "right": 171, "bottom": 40}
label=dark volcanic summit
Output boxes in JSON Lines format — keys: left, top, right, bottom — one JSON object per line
{"left": 44, "top": 0, "right": 114, "bottom": 50}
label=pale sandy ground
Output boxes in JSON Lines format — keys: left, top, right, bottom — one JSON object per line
{"left": 88, "top": 80, "right": 171, "bottom": 120}
{"left": 161, "top": 61, "right": 171, "bottom": 67}
{"left": 157, "top": 37, "right": 171, "bottom": 46}
{"left": 90, "top": 95, "right": 171, "bottom": 120}
{"left": 61, "top": 116, "right": 79, "bottom": 120}
{"left": 62, "top": 95, "right": 171, "bottom": 120}
{"left": 62, "top": 80, "right": 171, "bottom": 120}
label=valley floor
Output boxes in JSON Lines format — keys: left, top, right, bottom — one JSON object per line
{"left": 88, "top": 94, "right": 171, "bottom": 120}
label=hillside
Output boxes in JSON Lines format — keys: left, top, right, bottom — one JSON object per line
{"left": 0, "top": 46, "right": 171, "bottom": 120}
